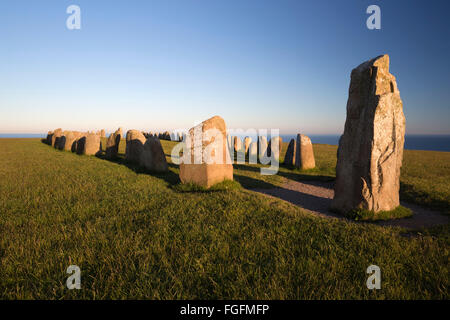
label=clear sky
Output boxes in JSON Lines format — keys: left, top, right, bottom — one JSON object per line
{"left": 0, "top": 0, "right": 449, "bottom": 135}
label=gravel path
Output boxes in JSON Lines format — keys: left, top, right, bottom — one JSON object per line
{"left": 252, "top": 179, "right": 449, "bottom": 230}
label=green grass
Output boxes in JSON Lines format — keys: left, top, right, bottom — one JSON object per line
{"left": 0, "top": 138, "right": 448, "bottom": 299}
{"left": 172, "top": 180, "right": 241, "bottom": 193}
{"left": 344, "top": 206, "right": 413, "bottom": 221}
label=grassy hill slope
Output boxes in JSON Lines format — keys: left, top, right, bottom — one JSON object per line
{"left": 0, "top": 139, "right": 448, "bottom": 299}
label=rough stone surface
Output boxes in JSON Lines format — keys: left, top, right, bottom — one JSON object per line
{"left": 248, "top": 141, "right": 258, "bottom": 163}
{"left": 295, "top": 134, "right": 315, "bottom": 170}
{"left": 233, "top": 136, "right": 242, "bottom": 153}
{"left": 46, "top": 131, "right": 53, "bottom": 145}
{"left": 268, "top": 137, "right": 282, "bottom": 159}
{"left": 257, "top": 136, "right": 268, "bottom": 160}
{"left": 180, "top": 115, "right": 233, "bottom": 188}
{"left": 72, "top": 132, "right": 87, "bottom": 153}
{"left": 76, "top": 133, "right": 101, "bottom": 156}
{"left": 117, "top": 128, "right": 123, "bottom": 138}
{"left": 227, "top": 134, "right": 233, "bottom": 154}
{"left": 105, "top": 130, "right": 121, "bottom": 160}
{"left": 283, "top": 138, "right": 296, "bottom": 166}
{"left": 140, "top": 136, "right": 168, "bottom": 172}
{"left": 125, "top": 130, "right": 147, "bottom": 163}
{"left": 63, "top": 131, "right": 81, "bottom": 152}
{"left": 244, "top": 137, "right": 252, "bottom": 153}
{"left": 51, "top": 128, "right": 63, "bottom": 147}
{"left": 331, "top": 54, "right": 405, "bottom": 213}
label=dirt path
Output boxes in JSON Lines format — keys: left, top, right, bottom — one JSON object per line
{"left": 252, "top": 179, "right": 449, "bottom": 230}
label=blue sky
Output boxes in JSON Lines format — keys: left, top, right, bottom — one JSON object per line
{"left": 0, "top": 0, "right": 449, "bottom": 135}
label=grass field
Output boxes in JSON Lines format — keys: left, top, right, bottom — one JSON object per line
{"left": 0, "top": 138, "right": 448, "bottom": 299}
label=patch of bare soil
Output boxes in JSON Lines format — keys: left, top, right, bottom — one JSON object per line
{"left": 252, "top": 179, "right": 449, "bottom": 230}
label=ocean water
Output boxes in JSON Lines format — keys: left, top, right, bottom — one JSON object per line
{"left": 279, "top": 134, "right": 450, "bottom": 152}
{"left": 1, "top": 133, "right": 449, "bottom": 152}
{"left": 0, "top": 134, "right": 46, "bottom": 139}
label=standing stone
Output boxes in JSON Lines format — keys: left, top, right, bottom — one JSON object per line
{"left": 331, "top": 54, "right": 405, "bottom": 214}
{"left": 283, "top": 138, "right": 296, "bottom": 166}
{"left": 179, "top": 115, "right": 233, "bottom": 188}
{"left": 248, "top": 141, "right": 258, "bottom": 163}
{"left": 46, "top": 131, "right": 53, "bottom": 145}
{"left": 117, "top": 128, "right": 123, "bottom": 138}
{"left": 100, "top": 129, "right": 106, "bottom": 138}
{"left": 105, "top": 130, "right": 121, "bottom": 160}
{"left": 140, "top": 136, "right": 168, "bottom": 172}
{"left": 71, "top": 132, "right": 81, "bottom": 152}
{"left": 233, "top": 137, "right": 242, "bottom": 153}
{"left": 55, "top": 132, "right": 66, "bottom": 150}
{"left": 227, "top": 134, "right": 232, "bottom": 151}
{"left": 257, "top": 136, "right": 268, "bottom": 160}
{"left": 125, "top": 130, "right": 147, "bottom": 163}
{"left": 73, "top": 132, "right": 88, "bottom": 153}
{"left": 267, "top": 137, "right": 282, "bottom": 159}
{"left": 51, "top": 128, "right": 63, "bottom": 147}
{"left": 60, "top": 131, "right": 75, "bottom": 152}
{"left": 244, "top": 137, "right": 252, "bottom": 153}
{"left": 162, "top": 131, "right": 170, "bottom": 140}
{"left": 76, "top": 133, "right": 102, "bottom": 156}
{"left": 295, "top": 134, "right": 315, "bottom": 170}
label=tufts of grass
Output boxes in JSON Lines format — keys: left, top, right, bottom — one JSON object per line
{"left": 343, "top": 206, "right": 413, "bottom": 221}
{"left": 172, "top": 180, "right": 241, "bottom": 193}
{"left": 0, "top": 139, "right": 448, "bottom": 299}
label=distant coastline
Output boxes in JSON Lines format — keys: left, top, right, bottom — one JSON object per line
{"left": 0, "top": 133, "right": 449, "bottom": 152}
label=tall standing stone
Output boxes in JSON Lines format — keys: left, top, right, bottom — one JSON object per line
{"left": 179, "top": 116, "right": 233, "bottom": 188}
{"left": 233, "top": 137, "right": 242, "bottom": 153}
{"left": 248, "top": 141, "right": 258, "bottom": 164}
{"left": 51, "top": 128, "right": 63, "bottom": 147}
{"left": 257, "top": 136, "right": 268, "bottom": 160}
{"left": 283, "top": 138, "right": 296, "bottom": 166}
{"left": 267, "top": 137, "right": 282, "bottom": 159}
{"left": 331, "top": 55, "right": 405, "bottom": 213}
{"left": 227, "top": 134, "right": 233, "bottom": 155}
{"left": 46, "top": 131, "right": 53, "bottom": 145}
{"left": 244, "top": 137, "right": 252, "bottom": 154}
{"left": 295, "top": 134, "right": 315, "bottom": 170}
{"left": 125, "top": 130, "right": 147, "bottom": 163}
{"left": 105, "top": 129, "right": 122, "bottom": 160}
{"left": 76, "top": 133, "right": 102, "bottom": 156}
{"left": 140, "top": 136, "right": 168, "bottom": 172}
{"left": 62, "top": 131, "right": 80, "bottom": 152}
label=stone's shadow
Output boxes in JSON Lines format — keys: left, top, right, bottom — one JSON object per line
{"left": 233, "top": 174, "right": 278, "bottom": 189}
{"left": 252, "top": 185, "right": 340, "bottom": 218}
{"left": 98, "top": 153, "right": 180, "bottom": 186}
{"left": 234, "top": 163, "right": 335, "bottom": 186}
{"left": 277, "top": 167, "right": 334, "bottom": 183}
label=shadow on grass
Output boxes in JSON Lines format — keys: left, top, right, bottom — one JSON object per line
{"left": 98, "top": 153, "right": 181, "bottom": 186}
{"left": 233, "top": 174, "right": 277, "bottom": 189}
{"left": 251, "top": 185, "right": 339, "bottom": 218}
{"left": 234, "top": 163, "right": 335, "bottom": 185}
{"left": 277, "top": 166, "right": 335, "bottom": 183}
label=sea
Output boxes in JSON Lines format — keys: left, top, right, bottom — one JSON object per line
{"left": 1, "top": 133, "right": 449, "bottom": 152}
